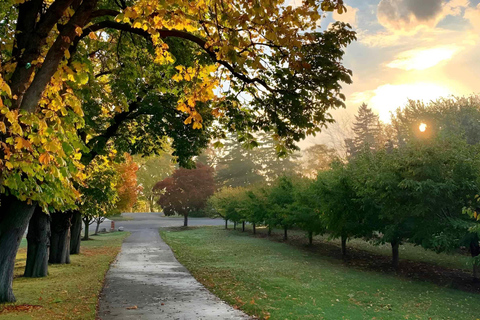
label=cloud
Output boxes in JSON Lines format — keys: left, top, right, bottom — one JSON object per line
{"left": 386, "top": 45, "right": 462, "bottom": 70}
{"left": 333, "top": 5, "right": 359, "bottom": 27}
{"left": 376, "top": 0, "right": 468, "bottom": 33}
{"left": 465, "top": 3, "right": 480, "bottom": 32}
{"left": 350, "top": 83, "right": 453, "bottom": 122}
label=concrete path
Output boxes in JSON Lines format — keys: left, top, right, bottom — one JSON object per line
{"left": 97, "top": 214, "right": 249, "bottom": 320}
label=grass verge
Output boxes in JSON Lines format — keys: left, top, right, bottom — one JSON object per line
{"left": 0, "top": 232, "right": 129, "bottom": 320}
{"left": 161, "top": 227, "right": 480, "bottom": 320}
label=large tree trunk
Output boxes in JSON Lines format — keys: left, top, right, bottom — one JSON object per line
{"left": 225, "top": 218, "right": 228, "bottom": 229}
{"left": 70, "top": 210, "right": 82, "bottom": 255}
{"left": 308, "top": 231, "right": 313, "bottom": 246}
{"left": 253, "top": 223, "right": 256, "bottom": 235}
{"left": 83, "top": 218, "right": 90, "bottom": 240}
{"left": 49, "top": 211, "right": 72, "bottom": 264}
{"left": 391, "top": 240, "right": 400, "bottom": 271}
{"left": 283, "top": 227, "right": 288, "bottom": 241}
{"left": 341, "top": 235, "right": 347, "bottom": 257}
{"left": 234, "top": 221, "right": 237, "bottom": 230}
{"left": 0, "top": 195, "right": 36, "bottom": 303}
{"left": 242, "top": 221, "right": 245, "bottom": 232}
{"left": 470, "top": 236, "right": 480, "bottom": 282}
{"left": 183, "top": 214, "right": 188, "bottom": 227}
{"left": 24, "top": 207, "right": 50, "bottom": 278}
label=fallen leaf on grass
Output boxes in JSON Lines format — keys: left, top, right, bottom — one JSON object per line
{"left": 0, "top": 305, "right": 43, "bottom": 313}
{"left": 126, "top": 306, "right": 138, "bottom": 310}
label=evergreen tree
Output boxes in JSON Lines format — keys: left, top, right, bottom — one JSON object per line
{"left": 347, "top": 103, "right": 383, "bottom": 156}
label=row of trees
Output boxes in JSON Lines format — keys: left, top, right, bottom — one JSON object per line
{"left": 209, "top": 97, "right": 480, "bottom": 279}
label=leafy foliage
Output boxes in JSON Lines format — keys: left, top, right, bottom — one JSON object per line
{"left": 153, "top": 162, "right": 215, "bottom": 217}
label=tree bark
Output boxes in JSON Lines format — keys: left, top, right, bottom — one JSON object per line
{"left": 70, "top": 210, "right": 82, "bottom": 255}
{"left": 242, "top": 221, "right": 245, "bottom": 232}
{"left": 234, "top": 221, "right": 237, "bottom": 230}
{"left": 225, "top": 218, "right": 228, "bottom": 229}
{"left": 308, "top": 231, "right": 313, "bottom": 246}
{"left": 183, "top": 214, "right": 188, "bottom": 227}
{"left": 253, "top": 223, "right": 256, "bottom": 235}
{"left": 83, "top": 218, "right": 90, "bottom": 240}
{"left": 391, "top": 240, "right": 400, "bottom": 271}
{"left": 469, "top": 236, "right": 480, "bottom": 282}
{"left": 0, "top": 195, "right": 36, "bottom": 302}
{"left": 341, "top": 235, "right": 347, "bottom": 257}
{"left": 284, "top": 227, "right": 288, "bottom": 241}
{"left": 24, "top": 207, "right": 50, "bottom": 278}
{"left": 95, "top": 219, "right": 102, "bottom": 235}
{"left": 49, "top": 211, "right": 72, "bottom": 264}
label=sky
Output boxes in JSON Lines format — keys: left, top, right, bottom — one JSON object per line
{"left": 294, "top": 0, "right": 480, "bottom": 148}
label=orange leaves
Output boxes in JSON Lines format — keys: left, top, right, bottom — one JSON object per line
{"left": 39, "top": 153, "right": 52, "bottom": 165}
{"left": 14, "top": 137, "right": 32, "bottom": 151}
{"left": 88, "top": 32, "right": 98, "bottom": 40}
{"left": 75, "top": 26, "right": 83, "bottom": 36}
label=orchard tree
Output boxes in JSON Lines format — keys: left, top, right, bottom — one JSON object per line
{"left": 315, "top": 161, "right": 378, "bottom": 257}
{"left": 353, "top": 136, "right": 480, "bottom": 271}
{"left": 154, "top": 163, "right": 215, "bottom": 226}
{"left": 207, "top": 186, "right": 247, "bottom": 229}
{"left": 0, "top": 0, "right": 352, "bottom": 302}
{"left": 266, "top": 176, "right": 297, "bottom": 240}
{"left": 292, "top": 177, "right": 325, "bottom": 245}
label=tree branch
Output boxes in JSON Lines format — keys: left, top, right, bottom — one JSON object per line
{"left": 83, "top": 20, "right": 276, "bottom": 92}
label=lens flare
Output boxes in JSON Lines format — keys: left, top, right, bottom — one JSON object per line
{"left": 419, "top": 123, "right": 427, "bottom": 132}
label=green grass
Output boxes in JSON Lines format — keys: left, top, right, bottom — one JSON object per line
{"left": 161, "top": 227, "right": 480, "bottom": 320}
{"left": 0, "top": 232, "right": 129, "bottom": 320}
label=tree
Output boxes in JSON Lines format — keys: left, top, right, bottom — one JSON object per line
{"left": 154, "top": 163, "right": 215, "bottom": 226}
{"left": 352, "top": 136, "right": 480, "bottom": 271}
{"left": 346, "top": 103, "right": 384, "bottom": 156}
{"left": 207, "top": 186, "right": 247, "bottom": 229}
{"left": 315, "top": 161, "right": 378, "bottom": 257}
{"left": 79, "top": 155, "right": 120, "bottom": 241}
{"left": 0, "top": 0, "right": 351, "bottom": 302}
{"left": 114, "top": 154, "right": 142, "bottom": 213}
{"left": 265, "top": 176, "right": 297, "bottom": 240}
{"left": 135, "top": 152, "right": 175, "bottom": 212}
{"left": 298, "top": 144, "right": 338, "bottom": 178}
{"left": 214, "top": 137, "right": 265, "bottom": 188}
{"left": 291, "top": 178, "right": 325, "bottom": 245}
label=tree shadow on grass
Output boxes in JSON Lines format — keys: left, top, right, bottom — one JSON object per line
{"left": 239, "top": 228, "right": 480, "bottom": 294}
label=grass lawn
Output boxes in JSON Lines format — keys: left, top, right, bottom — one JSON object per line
{"left": 161, "top": 227, "right": 480, "bottom": 320}
{"left": 0, "top": 232, "right": 129, "bottom": 320}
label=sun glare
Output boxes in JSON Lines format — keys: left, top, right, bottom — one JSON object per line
{"left": 356, "top": 83, "right": 452, "bottom": 123}
{"left": 386, "top": 46, "right": 460, "bottom": 71}
{"left": 419, "top": 123, "right": 427, "bottom": 132}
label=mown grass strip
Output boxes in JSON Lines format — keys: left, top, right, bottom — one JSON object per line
{"left": 0, "top": 232, "right": 129, "bottom": 320}
{"left": 161, "top": 227, "right": 480, "bottom": 320}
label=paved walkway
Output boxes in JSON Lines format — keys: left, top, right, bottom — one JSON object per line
{"left": 97, "top": 226, "right": 250, "bottom": 319}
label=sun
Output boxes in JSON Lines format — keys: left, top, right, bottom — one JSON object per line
{"left": 419, "top": 123, "right": 427, "bottom": 132}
